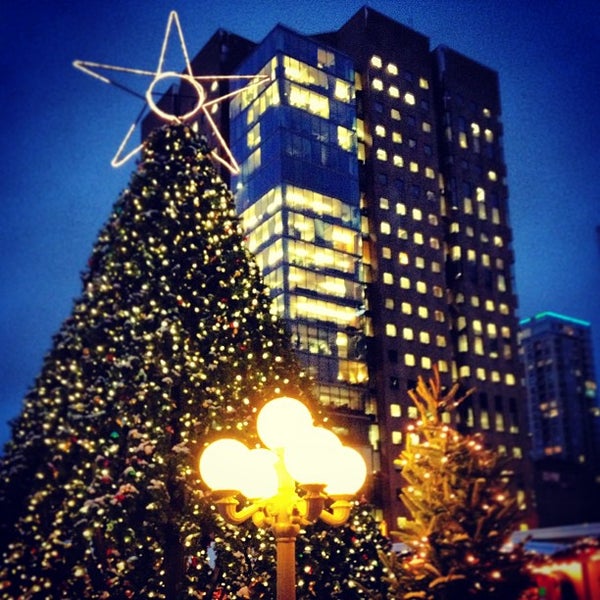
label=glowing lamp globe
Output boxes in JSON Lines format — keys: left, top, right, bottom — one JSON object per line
{"left": 324, "top": 446, "right": 367, "bottom": 496}
{"left": 284, "top": 427, "right": 342, "bottom": 485}
{"left": 238, "top": 448, "right": 279, "bottom": 499}
{"left": 199, "top": 438, "right": 248, "bottom": 491}
{"left": 256, "top": 396, "right": 313, "bottom": 450}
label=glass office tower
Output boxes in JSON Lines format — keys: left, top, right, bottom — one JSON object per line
{"left": 229, "top": 26, "right": 375, "bottom": 461}
{"left": 519, "top": 311, "right": 599, "bottom": 525}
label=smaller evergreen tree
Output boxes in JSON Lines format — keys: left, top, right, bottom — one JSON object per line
{"left": 378, "top": 366, "right": 532, "bottom": 600}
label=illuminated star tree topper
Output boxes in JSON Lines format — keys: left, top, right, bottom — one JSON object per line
{"left": 73, "top": 10, "right": 268, "bottom": 172}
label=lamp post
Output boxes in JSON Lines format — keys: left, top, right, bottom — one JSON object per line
{"left": 199, "top": 396, "right": 367, "bottom": 600}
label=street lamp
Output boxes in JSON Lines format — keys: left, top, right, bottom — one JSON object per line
{"left": 199, "top": 396, "right": 367, "bottom": 600}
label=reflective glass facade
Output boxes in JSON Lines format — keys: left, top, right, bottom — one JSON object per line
{"left": 230, "top": 27, "right": 368, "bottom": 415}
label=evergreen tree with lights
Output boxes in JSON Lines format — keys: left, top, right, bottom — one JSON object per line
{"left": 0, "top": 124, "right": 387, "bottom": 599}
{"left": 376, "top": 367, "right": 532, "bottom": 600}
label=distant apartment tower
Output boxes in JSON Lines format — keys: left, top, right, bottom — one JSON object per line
{"left": 519, "top": 311, "right": 599, "bottom": 525}
{"left": 144, "top": 6, "right": 533, "bottom": 528}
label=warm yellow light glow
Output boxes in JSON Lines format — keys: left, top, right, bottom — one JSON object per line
{"left": 239, "top": 448, "right": 279, "bottom": 499}
{"left": 284, "top": 427, "right": 341, "bottom": 485}
{"left": 256, "top": 397, "right": 313, "bottom": 450}
{"left": 324, "top": 446, "right": 367, "bottom": 496}
{"left": 199, "top": 438, "right": 248, "bottom": 491}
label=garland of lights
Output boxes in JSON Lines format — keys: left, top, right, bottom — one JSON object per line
{"left": 73, "top": 10, "right": 269, "bottom": 172}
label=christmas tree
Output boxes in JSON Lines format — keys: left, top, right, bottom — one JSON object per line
{"left": 377, "top": 367, "right": 532, "bottom": 600}
{"left": 0, "top": 123, "right": 387, "bottom": 599}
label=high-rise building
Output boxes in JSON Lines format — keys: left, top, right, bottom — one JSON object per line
{"left": 519, "top": 311, "right": 600, "bottom": 525}
{"left": 143, "top": 6, "right": 533, "bottom": 529}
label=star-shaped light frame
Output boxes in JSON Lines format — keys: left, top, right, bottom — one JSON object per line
{"left": 74, "top": 11, "right": 269, "bottom": 172}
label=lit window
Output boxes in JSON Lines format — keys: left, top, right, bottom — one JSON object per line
{"left": 430, "top": 237, "right": 440, "bottom": 250}
{"left": 464, "top": 197, "right": 473, "bottom": 214}
{"left": 488, "top": 170, "right": 497, "bottom": 181}
{"left": 380, "top": 221, "right": 391, "bottom": 234}
{"left": 458, "top": 335, "right": 468, "bottom": 352}
{"left": 471, "top": 122, "right": 480, "bottom": 137}
{"left": 376, "top": 148, "right": 388, "bottom": 161}
{"left": 387, "top": 63, "right": 398, "bottom": 75}
{"left": 474, "top": 337, "right": 484, "bottom": 355}
{"left": 397, "top": 228, "right": 408, "bottom": 240}
{"left": 421, "top": 356, "right": 432, "bottom": 369}
{"left": 391, "top": 108, "right": 401, "bottom": 120}
{"left": 403, "top": 327, "right": 414, "bottom": 340}
{"left": 459, "top": 365, "right": 471, "bottom": 377}
{"left": 425, "top": 167, "right": 435, "bottom": 179}
{"left": 392, "top": 431, "right": 402, "bottom": 445}
{"left": 383, "top": 272, "right": 393, "bottom": 284}
{"left": 404, "top": 92, "right": 416, "bottom": 105}
{"left": 389, "top": 85, "right": 400, "bottom": 98}
{"left": 370, "top": 55, "right": 382, "bottom": 68}
{"left": 483, "top": 107, "right": 491, "bottom": 117}
{"left": 375, "top": 124, "right": 386, "bottom": 137}
{"left": 390, "top": 403, "right": 401, "bottom": 417}
{"left": 419, "top": 331, "right": 430, "bottom": 344}
{"left": 412, "top": 208, "right": 422, "bottom": 220}
{"left": 493, "top": 235, "right": 504, "bottom": 247}
{"left": 288, "top": 83, "right": 329, "bottom": 118}
{"left": 477, "top": 368, "right": 487, "bottom": 381}
{"left": 480, "top": 409, "right": 490, "bottom": 428}
{"left": 393, "top": 155, "right": 404, "bottom": 168}
{"left": 417, "top": 306, "right": 428, "bottom": 319}
{"left": 505, "top": 373, "right": 516, "bottom": 386}
{"left": 436, "top": 335, "right": 446, "bottom": 347}
{"left": 422, "top": 121, "right": 432, "bottom": 133}
{"left": 431, "top": 261, "right": 441, "bottom": 272}
{"left": 513, "top": 447, "right": 522, "bottom": 459}
{"left": 372, "top": 78, "right": 383, "bottom": 91}
{"left": 419, "top": 77, "right": 429, "bottom": 89}
{"left": 386, "top": 323, "right": 397, "bottom": 337}
{"left": 486, "top": 299, "right": 495, "bottom": 311}
{"left": 476, "top": 187, "right": 485, "bottom": 201}
{"left": 485, "top": 129, "right": 494, "bottom": 142}
{"left": 401, "top": 302, "right": 412, "bottom": 314}
{"left": 416, "top": 281, "right": 427, "bottom": 294}
{"left": 317, "top": 48, "right": 335, "bottom": 68}
{"left": 247, "top": 122, "right": 261, "bottom": 148}
{"left": 415, "top": 256, "right": 425, "bottom": 269}
{"left": 414, "top": 232, "right": 424, "bottom": 244}
{"left": 385, "top": 297, "right": 394, "bottom": 309}
{"left": 334, "top": 79, "right": 351, "bottom": 101}
{"left": 379, "top": 196, "right": 390, "bottom": 209}
{"left": 409, "top": 161, "right": 419, "bottom": 173}
{"left": 337, "top": 125, "right": 353, "bottom": 151}
{"left": 392, "top": 131, "right": 402, "bottom": 144}
{"left": 399, "top": 251, "right": 409, "bottom": 265}
{"left": 396, "top": 203, "right": 406, "bottom": 215}
{"left": 459, "top": 132, "right": 468, "bottom": 148}
{"left": 400, "top": 277, "right": 410, "bottom": 289}
{"left": 405, "top": 353, "right": 416, "bottom": 367}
